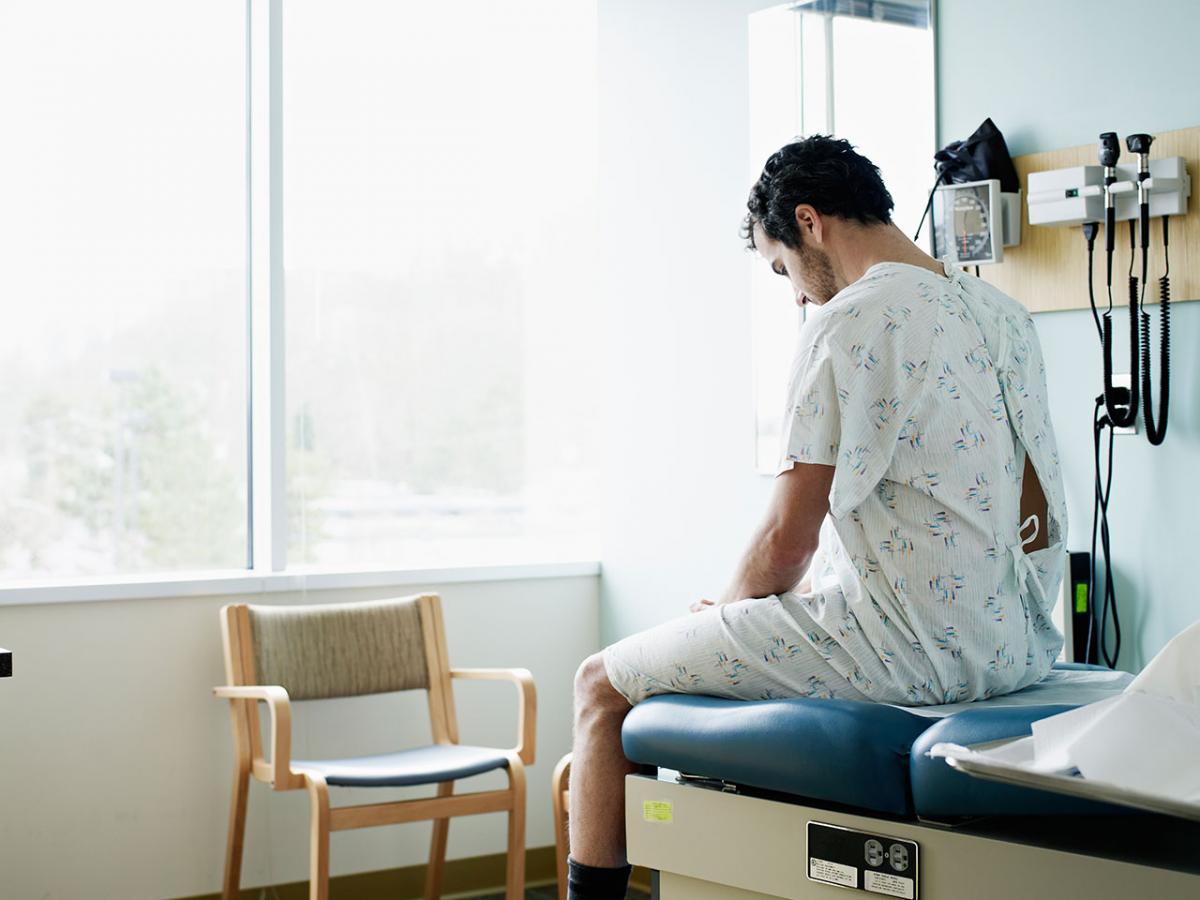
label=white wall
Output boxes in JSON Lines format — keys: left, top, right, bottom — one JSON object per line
{"left": 597, "top": 0, "right": 782, "bottom": 643}
{"left": 0, "top": 575, "right": 598, "bottom": 899}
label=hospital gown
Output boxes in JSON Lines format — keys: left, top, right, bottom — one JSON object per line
{"left": 603, "top": 261, "right": 1067, "bottom": 706}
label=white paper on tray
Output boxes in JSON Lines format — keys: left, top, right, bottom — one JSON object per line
{"left": 1026, "top": 695, "right": 1119, "bottom": 771}
{"left": 937, "top": 619, "right": 1200, "bottom": 810}
{"left": 1030, "top": 619, "right": 1200, "bottom": 800}
{"left": 1127, "top": 622, "right": 1200, "bottom": 703}
{"left": 1064, "top": 693, "right": 1200, "bottom": 801}
{"left": 928, "top": 734, "right": 1073, "bottom": 775}
{"left": 927, "top": 734, "right": 1055, "bottom": 771}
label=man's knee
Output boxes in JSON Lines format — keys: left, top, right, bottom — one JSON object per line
{"left": 575, "top": 652, "right": 627, "bottom": 712}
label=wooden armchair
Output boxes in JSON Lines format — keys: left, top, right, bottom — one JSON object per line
{"left": 551, "top": 753, "right": 572, "bottom": 900}
{"left": 214, "top": 592, "right": 536, "bottom": 900}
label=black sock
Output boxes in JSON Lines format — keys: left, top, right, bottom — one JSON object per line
{"left": 567, "top": 856, "right": 632, "bottom": 900}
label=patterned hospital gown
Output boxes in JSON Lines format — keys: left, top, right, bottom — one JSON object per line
{"left": 603, "top": 261, "right": 1067, "bottom": 706}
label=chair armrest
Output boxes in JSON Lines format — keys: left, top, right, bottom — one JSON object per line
{"left": 213, "top": 685, "right": 303, "bottom": 789}
{"left": 450, "top": 668, "right": 537, "bottom": 765}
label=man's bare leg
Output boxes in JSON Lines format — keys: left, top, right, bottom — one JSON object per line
{"left": 569, "top": 653, "right": 638, "bottom": 872}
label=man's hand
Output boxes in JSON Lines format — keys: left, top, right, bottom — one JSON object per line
{"left": 689, "top": 598, "right": 717, "bottom": 614}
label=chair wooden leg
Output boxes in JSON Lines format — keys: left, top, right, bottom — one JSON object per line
{"left": 505, "top": 756, "right": 528, "bottom": 900}
{"left": 222, "top": 758, "right": 251, "bottom": 900}
{"left": 306, "top": 774, "right": 331, "bottom": 900}
{"left": 424, "top": 781, "right": 455, "bottom": 900}
{"left": 551, "top": 754, "right": 572, "bottom": 900}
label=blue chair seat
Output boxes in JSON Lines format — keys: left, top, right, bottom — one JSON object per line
{"left": 292, "top": 744, "right": 510, "bottom": 787}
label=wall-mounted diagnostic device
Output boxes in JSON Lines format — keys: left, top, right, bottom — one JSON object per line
{"left": 932, "top": 179, "right": 1021, "bottom": 265}
{"left": 1026, "top": 132, "right": 1187, "bottom": 444}
{"left": 1026, "top": 129, "right": 1190, "bottom": 672}
{"left": 1027, "top": 153, "right": 1190, "bottom": 227}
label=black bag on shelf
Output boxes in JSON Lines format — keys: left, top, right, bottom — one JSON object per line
{"left": 915, "top": 117, "right": 1019, "bottom": 242}
{"left": 934, "top": 117, "right": 1019, "bottom": 192}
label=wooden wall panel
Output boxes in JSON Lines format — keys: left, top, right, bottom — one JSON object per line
{"left": 981, "top": 125, "right": 1198, "bottom": 314}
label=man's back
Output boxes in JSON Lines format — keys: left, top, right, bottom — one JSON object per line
{"left": 781, "top": 261, "right": 1066, "bottom": 704}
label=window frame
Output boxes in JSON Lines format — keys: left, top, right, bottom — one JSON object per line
{"left": 0, "top": 0, "right": 599, "bottom": 604}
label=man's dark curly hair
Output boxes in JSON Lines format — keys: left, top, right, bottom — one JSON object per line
{"left": 741, "top": 135, "right": 894, "bottom": 249}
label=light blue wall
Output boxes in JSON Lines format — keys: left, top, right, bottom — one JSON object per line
{"left": 939, "top": 0, "right": 1200, "bottom": 669}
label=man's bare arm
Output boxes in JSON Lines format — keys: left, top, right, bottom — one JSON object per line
{"left": 717, "top": 463, "right": 833, "bottom": 605}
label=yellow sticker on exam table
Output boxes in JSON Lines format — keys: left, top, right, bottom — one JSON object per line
{"left": 643, "top": 800, "right": 673, "bottom": 823}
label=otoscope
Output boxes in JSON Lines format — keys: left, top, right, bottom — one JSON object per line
{"left": 1129, "top": 133, "right": 1153, "bottom": 259}
{"left": 1098, "top": 132, "right": 1139, "bottom": 429}
{"left": 1127, "top": 133, "right": 1171, "bottom": 445}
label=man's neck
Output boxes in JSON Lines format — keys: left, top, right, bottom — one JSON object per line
{"left": 830, "top": 223, "right": 944, "bottom": 290}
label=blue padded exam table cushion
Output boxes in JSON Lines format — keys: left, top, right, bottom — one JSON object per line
{"left": 622, "top": 694, "right": 932, "bottom": 816}
{"left": 622, "top": 665, "right": 1131, "bottom": 818}
{"left": 909, "top": 704, "right": 1125, "bottom": 817}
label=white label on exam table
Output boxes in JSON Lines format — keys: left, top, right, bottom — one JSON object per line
{"left": 808, "top": 821, "right": 920, "bottom": 897}
{"left": 865, "top": 869, "right": 915, "bottom": 899}
{"left": 810, "top": 858, "right": 858, "bottom": 888}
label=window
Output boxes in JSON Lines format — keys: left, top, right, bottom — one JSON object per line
{"left": 748, "top": 0, "right": 935, "bottom": 472}
{"left": 284, "top": 0, "right": 600, "bottom": 568}
{"left": 0, "top": 0, "right": 600, "bottom": 585}
{"left": 0, "top": 1, "right": 248, "bottom": 578}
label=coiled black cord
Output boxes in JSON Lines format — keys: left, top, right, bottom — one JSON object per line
{"left": 1141, "top": 217, "right": 1171, "bottom": 445}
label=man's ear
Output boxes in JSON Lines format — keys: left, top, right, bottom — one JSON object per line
{"left": 793, "top": 204, "right": 824, "bottom": 244}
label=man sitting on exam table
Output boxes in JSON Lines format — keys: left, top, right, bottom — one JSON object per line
{"left": 566, "top": 136, "right": 1069, "bottom": 900}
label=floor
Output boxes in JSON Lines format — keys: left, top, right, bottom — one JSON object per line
{"left": 471, "top": 887, "right": 651, "bottom": 899}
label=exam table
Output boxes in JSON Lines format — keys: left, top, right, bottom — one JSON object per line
{"left": 622, "top": 664, "right": 1200, "bottom": 900}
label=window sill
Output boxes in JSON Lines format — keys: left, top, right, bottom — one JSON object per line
{"left": 0, "top": 559, "right": 601, "bottom": 607}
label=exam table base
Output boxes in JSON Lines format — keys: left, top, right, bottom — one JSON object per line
{"left": 626, "top": 775, "right": 1200, "bottom": 900}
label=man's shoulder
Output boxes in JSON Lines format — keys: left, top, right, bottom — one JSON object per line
{"left": 808, "top": 264, "right": 940, "bottom": 353}
{"left": 970, "top": 274, "right": 1033, "bottom": 318}
{"left": 959, "top": 272, "right": 1040, "bottom": 348}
